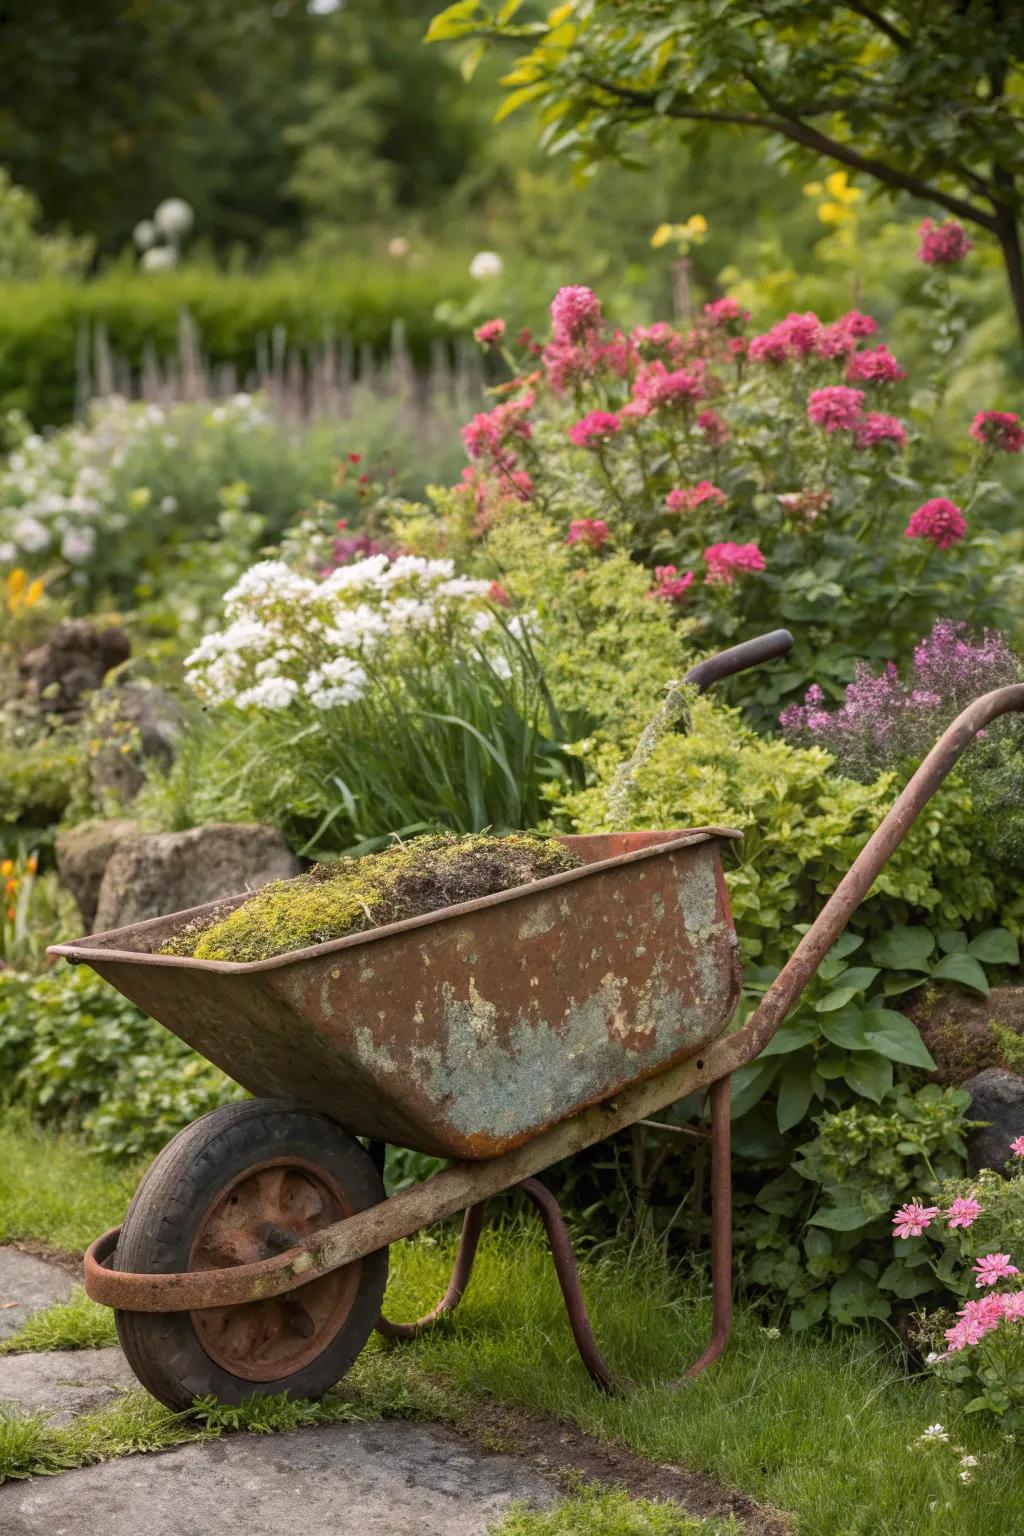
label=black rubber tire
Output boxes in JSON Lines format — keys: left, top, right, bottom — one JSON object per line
{"left": 114, "top": 1099, "right": 388, "bottom": 1410}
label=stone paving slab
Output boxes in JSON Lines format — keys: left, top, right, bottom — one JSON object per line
{"left": 0, "top": 1347, "right": 135, "bottom": 1425}
{"left": 0, "top": 1249, "right": 73, "bottom": 1340}
{"left": 1, "top": 1418, "right": 556, "bottom": 1536}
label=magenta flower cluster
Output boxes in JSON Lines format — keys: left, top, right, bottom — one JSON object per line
{"left": 779, "top": 618, "right": 1021, "bottom": 778}
{"left": 917, "top": 217, "right": 974, "bottom": 266}
{"left": 905, "top": 497, "right": 967, "bottom": 551}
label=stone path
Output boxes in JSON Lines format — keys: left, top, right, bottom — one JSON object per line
{"left": 0, "top": 1248, "right": 554, "bottom": 1535}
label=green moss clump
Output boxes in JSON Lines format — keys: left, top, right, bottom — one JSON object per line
{"left": 161, "top": 832, "right": 582, "bottom": 964}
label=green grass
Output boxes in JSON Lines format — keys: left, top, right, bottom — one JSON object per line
{"left": 0, "top": 1119, "right": 1020, "bottom": 1531}
{"left": 491, "top": 1488, "right": 736, "bottom": 1535}
{"left": 0, "top": 1286, "right": 118, "bottom": 1354}
{"left": 0, "top": 1113, "right": 140, "bottom": 1252}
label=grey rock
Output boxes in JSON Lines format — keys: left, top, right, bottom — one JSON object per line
{"left": 86, "top": 681, "right": 186, "bottom": 803}
{"left": 0, "top": 1250, "right": 73, "bottom": 1341}
{"left": 94, "top": 822, "right": 302, "bottom": 932}
{"left": 962, "top": 1066, "right": 1024, "bottom": 1174}
{"left": 56, "top": 817, "right": 143, "bottom": 928}
{"left": 18, "top": 620, "right": 131, "bottom": 718}
{"left": 0, "top": 1348, "right": 135, "bottom": 1426}
{"left": 1, "top": 1418, "right": 556, "bottom": 1535}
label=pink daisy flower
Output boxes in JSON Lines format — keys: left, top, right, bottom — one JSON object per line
{"left": 845, "top": 345, "right": 907, "bottom": 384}
{"left": 973, "top": 1253, "right": 1021, "bottom": 1287}
{"left": 892, "top": 1202, "right": 940, "bottom": 1240}
{"left": 946, "top": 1196, "right": 983, "bottom": 1230}
{"left": 665, "top": 481, "right": 727, "bottom": 513}
{"left": 473, "top": 318, "right": 506, "bottom": 348}
{"left": 1011, "top": 1135, "right": 1024, "bottom": 1157}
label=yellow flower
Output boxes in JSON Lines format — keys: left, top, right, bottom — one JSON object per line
{"left": 825, "top": 170, "right": 862, "bottom": 204}
{"left": 802, "top": 181, "right": 824, "bottom": 198}
{"left": 651, "top": 215, "right": 709, "bottom": 251}
{"left": 0, "top": 859, "right": 13, "bottom": 878}
{"left": 651, "top": 223, "right": 674, "bottom": 249}
{"left": 25, "top": 854, "right": 38, "bottom": 874}
{"left": 25, "top": 578, "right": 44, "bottom": 608}
{"left": 129, "top": 487, "right": 152, "bottom": 509}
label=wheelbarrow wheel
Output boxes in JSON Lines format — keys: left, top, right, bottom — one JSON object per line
{"left": 113, "top": 1099, "right": 388, "bottom": 1411}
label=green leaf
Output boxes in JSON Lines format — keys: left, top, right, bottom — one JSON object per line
{"left": 937, "top": 928, "right": 968, "bottom": 954}
{"left": 759, "top": 1020, "right": 820, "bottom": 1056}
{"left": 425, "top": 1, "right": 481, "bottom": 42}
{"left": 777, "top": 1061, "right": 814, "bottom": 1133}
{"left": 869, "top": 926, "right": 935, "bottom": 972}
{"left": 844, "top": 1051, "right": 893, "bottom": 1103}
{"left": 931, "top": 953, "right": 990, "bottom": 996}
{"left": 821, "top": 1009, "right": 870, "bottom": 1050}
{"left": 832, "top": 966, "right": 879, "bottom": 993}
{"left": 729, "top": 1057, "right": 781, "bottom": 1118}
{"left": 808, "top": 1202, "right": 874, "bottom": 1231}
{"left": 815, "top": 986, "right": 860, "bottom": 1013}
{"left": 790, "top": 1290, "right": 828, "bottom": 1331}
{"left": 968, "top": 928, "right": 1020, "bottom": 966}
{"left": 862, "top": 1021, "right": 935, "bottom": 1070}
{"left": 878, "top": 1260, "right": 937, "bottom": 1299}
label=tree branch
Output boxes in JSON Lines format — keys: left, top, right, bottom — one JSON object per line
{"left": 842, "top": 2, "right": 912, "bottom": 49}
{"left": 579, "top": 74, "right": 999, "bottom": 231}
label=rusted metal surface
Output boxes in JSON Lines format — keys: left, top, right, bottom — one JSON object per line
{"left": 51, "top": 829, "right": 742, "bottom": 1161}
{"left": 82, "top": 684, "right": 1024, "bottom": 1320}
{"left": 679, "top": 1076, "right": 732, "bottom": 1379}
{"left": 515, "top": 1178, "right": 616, "bottom": 1393}
{"left": 684, "top": 629, "right": 794, "bottom": 693}
{"left": 376, "top": 1204, "right": 486, "bottom": 1340}
{"left": 187, "top": 1157, "right": 360, "bottom": 1381}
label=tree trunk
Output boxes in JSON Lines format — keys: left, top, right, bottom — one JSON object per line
{"left": 994, "top": 210, "right": 1024, "bottom": 350}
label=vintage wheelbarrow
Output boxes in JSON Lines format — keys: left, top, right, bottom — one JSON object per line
{"left": 49, "top": 631, "right": 1024, "bottom": 1409}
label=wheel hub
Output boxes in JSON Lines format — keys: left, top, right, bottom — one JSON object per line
{"left": 189, "top": 1157, "right": 360, "bottom": 1381}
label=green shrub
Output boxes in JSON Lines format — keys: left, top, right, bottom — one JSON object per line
{"left": 0, "top": 261, "right": 472, "bottom": 427}
{"left": 0, "top": 967, "right": 241, "bottom": 1160}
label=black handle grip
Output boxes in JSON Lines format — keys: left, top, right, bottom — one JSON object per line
{"left": 683, "top": 629, "right": 794, "bottom": 693}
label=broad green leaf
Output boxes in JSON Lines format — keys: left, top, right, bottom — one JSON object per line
{"left": 777, "top": 1061, "right": 814, "bottom": 1133}
{"left": 863, "top": 1024, "right": 935, "bottom": 1070}
{"left": 832, "top": 966, "right": 879, "bottom": 993}
{"left": 968, "top": 928, "right": 1020, "bottom": 966}
{"left": 729, "top": 1057, "right": 781, "bottom": 1118}
{"left": 816, "top": 1045, "right": 850, "bottom": 1079}
{"left": 937, "top": 928, "right": 968, "bottom": 954}
{"left": 844, "top": 1051, "right": 893, "bottom": 1103}
{"left": 759, "top": 1020, "right": 819, "bottom": 1056}
{"left": 789, "top": 1290, "right": 828, "bottom": 1331}
{"left": 878, "top": 1261, "right": 936, "bottom": 1299}
{"left": 881, "top": 972, "right": 925, "bottom": 997}
{"left": 821, "top": 1009, "right": 870, "bottom": 1051}
{"left": 425, "top": 1, "right": 480, "bottom": 42}
{"left": 931, "top": 952, "right": 990, "bottom": 996}
{"left": 869, "top": 926, "right": 935, "bottom": 972}
{"left": 815, "top": 986, "right": 859, "bottom": 1013}
{"left": 808, "top": 1203, "right": 874, "bottom": 1231}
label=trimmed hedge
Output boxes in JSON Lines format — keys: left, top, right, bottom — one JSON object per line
{"left": 0, "top": 261, "right": 474, "bottom": 426}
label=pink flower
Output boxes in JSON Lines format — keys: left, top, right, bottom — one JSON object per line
{"left": 461, "top": 395, "right": 533, "bottom": 462}
{"left": 550, "top": 285, "right": 603, "bottom": 343}
{"left": 807, "top": 385, "right": 865, "bottom": 432}
{"left": 666, "top": 481, "right": 727, "bottom": 513}
{"left": 632, "top": 359, "right": 707, "bottom": 412}
{"left": 892, "top": 1202, "right": 940, "bottom": 1240}
{"left": 474, "top": 318, "right": 506, "bottom": 348}
{"left": 778, "top": 488, "right": 832, "bottom": 522}
{"left": 838, "top": 310, "right": 879, "bottom": 339}
{"left": 905, "top": 498, "right": 967, "bottom": 551}
{"left": 488, "top": 581, "right": 511, "bottom": 606}
{"left": 973, "top": 1253, "right": 1021, "bottom": 1287}
{"left": 918, "top": 217, "right": 973, "bottom": 266}
{"left": 703, "top": 296, "right": 748, "bottom": 327}
{"left": 970, "top": 410, "right": 1024, "bottom": 453}
{"left": 855, "top": 412, "right": 907, "bottom": 449}
{"left": 568, "top": 410, "right": 621, "bottom": 448}
{"left": 704, "top": 541, "right": 766, "bottom": 585}
{"left": 566, "top": 517, "right": 610, "bottom": 550}
{"left": 543, "top": 340, "right": 591, "bottom": 392}
{"left": 946, "top": 1196, "right": 983, "bottom": 1230}
{"left": 845, "top": 345, "right": 907, "bottom": 384}
{"left": 697, "top": 409, "right": 730, "bottom": 446}
{"left": 631, "top": 323, "right": 687, "bottom": 365}
{"left": 748, "top": 311, "right": 822, "bottom": 364}
{"left": 1011, "top": 1135, "right": 1024, "bottom": 1158}
{"left": 650, "top": 564, "right": 694, "bottom": 603}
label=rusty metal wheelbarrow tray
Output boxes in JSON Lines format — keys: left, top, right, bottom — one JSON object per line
{"left": 49, "top": 827, "right": 743, "bottom": 1161}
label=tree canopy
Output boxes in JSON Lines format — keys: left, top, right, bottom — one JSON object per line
{"left": 428, "top": 0, "right": 1024, "bottom": 336}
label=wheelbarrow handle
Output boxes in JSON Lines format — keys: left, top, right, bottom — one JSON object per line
{"left": 684, "top": 629, "right": 794, "bottom": 692}
{"left": 740, "top": 681, "right": 1024, "bottom": 1056}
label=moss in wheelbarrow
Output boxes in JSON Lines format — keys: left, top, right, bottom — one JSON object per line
{"left": 161, "top": 832, "right": 583, "bottom": 964}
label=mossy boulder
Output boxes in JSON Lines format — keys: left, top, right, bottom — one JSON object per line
{"left": 162, "top": 832, "right": 582, "bottom": 964}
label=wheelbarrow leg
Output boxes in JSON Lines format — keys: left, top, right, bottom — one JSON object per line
{"left": 678, "top": 1074, "right": 732, "bottom": 1380}
{"left": 516, "top": 1177, "right": 617, "bottom": 1394}
{"left": 376, "top": 1202, "right": 487, "bottom": 1339}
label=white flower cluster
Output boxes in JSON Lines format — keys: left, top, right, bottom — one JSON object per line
{"left": 0, "top": 394, "right": 268, "bottom": 570}
{"left": 185, "top": 554, "right": 493, "bottom": 713}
